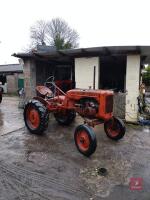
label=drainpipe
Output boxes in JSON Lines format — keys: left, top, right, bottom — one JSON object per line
{"left": 93, "top": 66, "right": 96, "bottom": 89}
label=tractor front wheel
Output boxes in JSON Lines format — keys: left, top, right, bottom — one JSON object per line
{"left": 24, "top": 100, "right": 49, "bottom": 134}
{"left": 54, "top": 110, "right": 76, "bottom": 125}
{"left": 74, "top": 124, "right": 97, "bottom": 157}
{"left": 104, "top": 117, "right": 125, "bottom": 140}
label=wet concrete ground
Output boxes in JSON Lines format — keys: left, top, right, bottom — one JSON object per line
{"left": 0, "top": 96, "right": 150, "bottom": 200}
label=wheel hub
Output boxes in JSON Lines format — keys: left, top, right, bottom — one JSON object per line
{"left": 80, "top": 137, "right": 85, "bottom": 144}
{"left": 77, "top": 131, "right": 90, "bottom": 151}
{"left": 27, "top": 108, "right": 40, "bottom": 129}
{"left": 30, "top": 110, "right": 37, "bottom": 123}
{"left": 107, "top": 119, "right": 120, "bottom": 137}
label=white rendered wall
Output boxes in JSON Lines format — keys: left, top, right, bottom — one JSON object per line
{"left": 75, "top": 57, "right": 99, "bottom": 89}
{"left": 126, "top": 55, "right": 140, "bottom": 122}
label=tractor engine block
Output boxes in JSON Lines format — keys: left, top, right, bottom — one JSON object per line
{"left": 75, "top": 98, "right": 98, "bottom": 118}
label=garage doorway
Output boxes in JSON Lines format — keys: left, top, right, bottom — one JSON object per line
{"left": 99, "top": 56, "right": 126, "bottom": 119}
{"left": 0, "top": 75, "right": 6, "bottom": 85}
{"left": 99, "top": 56, "right": 126, "bottom": 92}
{"left": 36, "top": 60, "right": 73, "bottom": 93}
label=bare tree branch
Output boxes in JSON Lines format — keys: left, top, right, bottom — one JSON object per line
{"left": 30, "top": 20, "right": 48, "bottom": 46}
{"left": 29, "top": 18, "right": 79, "bottom": 50}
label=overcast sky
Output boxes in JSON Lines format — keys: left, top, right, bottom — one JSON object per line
{"left": 0, "top": 0, "right": 150, "bottom": 64}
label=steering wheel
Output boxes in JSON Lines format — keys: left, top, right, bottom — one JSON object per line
{"left": 44, "top": 76, "right": 56, "bottom": 96}
{"left": 44, "top": 76, "right": 55, "bottom": 86}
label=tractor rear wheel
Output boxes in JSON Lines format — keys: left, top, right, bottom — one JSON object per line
{"left": 74, "top": 124, "right": 97, "bottom": 157}
{"left": 104, "top": 117, "right": 125, "bottom": 140}
{"left": 54, "top": 110, "right": 76, "bottom": 125}
{"left": 24, "top": 100, "right": 49, "bottom": 134}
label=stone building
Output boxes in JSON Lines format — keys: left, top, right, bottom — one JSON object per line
{"left": 13, "top": 45, "right": 150, "bottom": 122}
{"left": 0, "top": 64, "right": 23, "bottom": 94}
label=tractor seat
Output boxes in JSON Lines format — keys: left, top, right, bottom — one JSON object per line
{"left": 36, "top": 86, "right": 53, "bottom": 98}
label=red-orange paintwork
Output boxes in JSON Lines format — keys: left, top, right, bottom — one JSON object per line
{"left": 36, "top": 86, "right": 53, "bottom": 97}
{"left": 35, "top": 86, "right": 114, "bottom": 122}
{"left": 26, "top": 106, "right": 40, "bottom": 129}
{"left": 76, "top": 130, "right": 90, "bottom": 152}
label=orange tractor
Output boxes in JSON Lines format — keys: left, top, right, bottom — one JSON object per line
{"left": 24, "top": 76, "right": 125, "bottom": 156}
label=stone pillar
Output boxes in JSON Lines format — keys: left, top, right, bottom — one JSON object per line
{"left": 23, "top": 59, "right": 36, "bottom": 100}
{"left": 125, "top": 55, "right": 140, "bottom": 122}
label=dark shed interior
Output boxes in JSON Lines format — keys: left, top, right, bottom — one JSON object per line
{"left": 100, "top": 56, "right": 126, "bottom": 92}
{"left": 36, "top": 60, "right": 73, "bottom": 92}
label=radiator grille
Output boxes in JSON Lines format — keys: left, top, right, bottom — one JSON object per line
{"left": 105, "top": 95, "right": 113, "bottom": 113}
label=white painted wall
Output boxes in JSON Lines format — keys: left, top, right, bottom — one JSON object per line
{"left": 126, "top": 55, "right": 140, "bottom": 122}
{"left": 75, "top": 57, "right": 99, "bottom": 89}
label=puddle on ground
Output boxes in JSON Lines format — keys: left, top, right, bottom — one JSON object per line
{"left": 80, "top": 159, "right": 132, "bottom": 198}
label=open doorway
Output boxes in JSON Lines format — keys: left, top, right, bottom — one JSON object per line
{"left": 36, "top": 60, "right": 73, "bottom": 93}
{"left": 0, "top": 75, "right": 6, "bottom": 85}
{"left": 99, "top": 56, "right": 126, "bottom": 92}
{"left": 0, "top": 75, "right": 7, "bottom": 93}
{"left": 99, "top": 56, "right": 126, "bottom": 119}
{"left": 54, "top": 65, "right": 72, "bottom": 92}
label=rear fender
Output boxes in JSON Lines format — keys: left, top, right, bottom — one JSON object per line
{"left": 33, "top": 97, "right": 49, "bottom": 108}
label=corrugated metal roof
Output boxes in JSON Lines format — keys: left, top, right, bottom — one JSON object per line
{"left": 0, "top": 64, "right": 23, "bottom": 73}
{"left": 12, "top": 45, "right": 150, "bottom": 62}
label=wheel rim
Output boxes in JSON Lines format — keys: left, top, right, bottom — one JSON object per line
{"left": 107, "top": 119, "right": 120, "bottom": 137}
{"left": 76, "top": 130, "right": 90, "bottom": 152}
{"left": 26, "top": 107, "right": 40, "bottom": 129}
